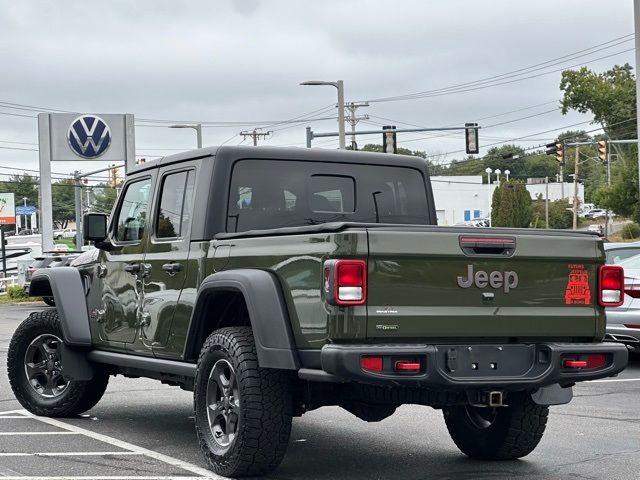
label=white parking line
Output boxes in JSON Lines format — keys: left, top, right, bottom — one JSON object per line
{"left": 14, "top": 410, "right": 220, "bottom": 479}
{"left": 0, "top": 451, "right": 142, "bottom": 457}
{"left": 0, "top": 477, "right": 206, "bottom": 480}
{"left": 0, "top": 410, "right": 28, "bottom": 416}
{"left": 0, "top": 431, "right": 80, "bottom": 435}
{"left": 0, "top": 416, "right": 32, "bottom": 419}
{"left": 589, "top": 377, "right": 640, "bottom": 383}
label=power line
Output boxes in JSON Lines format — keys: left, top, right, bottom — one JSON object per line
{"left": 362, "top": 34, "right": 635, "bottom": 103}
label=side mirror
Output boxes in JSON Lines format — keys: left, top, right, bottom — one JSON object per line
{"left": 84, "top": 213, "right": 108, "bottom": 243}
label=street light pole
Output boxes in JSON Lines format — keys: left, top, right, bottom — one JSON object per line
{"left": 300, "top": 80, "right": 346, "bottom": 149}
{"left": 485, "top": 168, "right": 493, "bottom": 227}
{"left": 169, "top": 124, "right": 202, "bottom": 149}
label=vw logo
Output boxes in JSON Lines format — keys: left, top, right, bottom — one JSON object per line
{"left": 67, "top": 115, "right": 111, "bottom": 158}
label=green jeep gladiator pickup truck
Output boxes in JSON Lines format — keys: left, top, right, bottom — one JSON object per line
{"left": 7, "top": 146, "right": 628, "bottom": 477}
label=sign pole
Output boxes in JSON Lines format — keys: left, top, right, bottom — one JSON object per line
{"left": 37, "top": 114, "right": 54, "bottom": 252}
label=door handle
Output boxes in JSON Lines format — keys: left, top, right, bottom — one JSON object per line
{"left": 124, "top": 263, "right": 141, "bottom": 274}
{"left": 162, "top": 262, "right": 183, "bottom": 274}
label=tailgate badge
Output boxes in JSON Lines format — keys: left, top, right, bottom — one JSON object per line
{"left": 565, "top": 264, "right": 591, "bottom": 305}
{"left": 457, "top": 264, "right": 518, "bottom": 293}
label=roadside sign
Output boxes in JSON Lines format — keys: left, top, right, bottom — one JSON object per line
{"left": 15, "top": 206, "right": 36, "bottom": 216}
{"left": 0, "top": 193, "right": 16, "bottom": 224}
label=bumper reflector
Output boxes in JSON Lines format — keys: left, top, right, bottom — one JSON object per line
{"left": 360, "top": 356, "right": 383, "bottom": 373}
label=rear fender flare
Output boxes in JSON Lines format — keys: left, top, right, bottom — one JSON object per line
{"left": 28, "top": 267, "right": 91, "bottom": 347}
{"left": 186, "top": 269, "right": 300, "bottom": 370}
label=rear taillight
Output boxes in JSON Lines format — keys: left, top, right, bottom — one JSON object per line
{"left": 323, "top": 259, "right": 367, "bottom": 306}
{"left": 598, "top": 265, "right": 624, "bottom": 307}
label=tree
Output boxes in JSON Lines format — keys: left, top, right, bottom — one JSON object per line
{"left": 0, "top": 174, "right": 39, "bottom": 209}
{"left": 560, "top": 64, "right": 636, "bottom": 139}
{"left": 92, "top": 185, "right": 118, "bottom": 215}
{"left": 483, "top": 145, "right": 525, "bottom": 174}
{"left": 51, "top": 179, "right": 76, "bottom": 228}
{"left": 530, "top": 198, "right": 572, "bottom": 229}
{"left": 491, "top": 180, "right": 532, "bottom": 228}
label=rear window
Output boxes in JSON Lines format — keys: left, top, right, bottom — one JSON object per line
{"left": 227, "top": 159, "right": 429, "bottom": 232}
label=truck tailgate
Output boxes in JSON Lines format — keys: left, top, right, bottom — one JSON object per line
{"left": 366, "top": 228, "right": 603, "bottom": 340}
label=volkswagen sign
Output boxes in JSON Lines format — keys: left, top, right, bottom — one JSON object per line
{"left": 67, "top": 115, "right": 112, "bottom": 158}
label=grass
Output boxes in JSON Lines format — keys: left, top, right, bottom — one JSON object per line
{"left": 0, "top": 294, "right": 43, "bottom": 305}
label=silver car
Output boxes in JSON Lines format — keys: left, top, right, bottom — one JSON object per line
{"left": 604, "top": 241, "right": 640, "bottom": 264}
{"left": 605, "top": 252, "right": 640, "bottom": 353}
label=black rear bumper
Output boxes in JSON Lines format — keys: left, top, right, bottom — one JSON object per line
{"left": 305, "top": 342, "right": 628, "bottom": 390}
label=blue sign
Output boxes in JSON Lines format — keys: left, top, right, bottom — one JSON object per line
{"left": 67, "top": 115, "right": 111, "bottom": 159}
{"left": 16, "top": 206, "right": 36, "bottom": 215}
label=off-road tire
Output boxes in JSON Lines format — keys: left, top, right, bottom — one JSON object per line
{"left": 443, "top": 392, "right": 548, "bottom": 460}
{"left": 194, "top": 326, "right": 293, "bottom": 477}
{"left": 7, "top": 310, "right": 109, "bottom": 417}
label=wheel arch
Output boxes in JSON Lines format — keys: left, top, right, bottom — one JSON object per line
{"left": 184, "top": 269, "right": 300, "bottom": 370}
{"left": 28, "top": 267, "right": 92, "bottom": 347}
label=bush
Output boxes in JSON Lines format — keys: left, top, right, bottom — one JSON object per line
{"left": 530, "top": 199, "right": 573, "bottom": 229}
{"left": 621, "top": 223, "right": 640, "bottom": 240}
{"left": 7, "top": 285, "right": 27, "bottom": 300}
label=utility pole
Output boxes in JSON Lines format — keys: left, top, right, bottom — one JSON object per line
{"left": 73, "top": 171, "right": 82, "bottom": 250}
{"left": 239, "top": 129, "right": 272, "bottom": 146}
{"left": 572, "top": 147, "right": 579, "bottom": 230}
{"left": 605, "top": 150, "right": 612, "bottom": 238}
{"left": 545, "top": 176, "right": 549, "bottom": 229}
{"left": 345, "top": 102, "right": 369, "bottom": 150}
{"left": 635, "top": 0, "right": 640, "bottom": 204}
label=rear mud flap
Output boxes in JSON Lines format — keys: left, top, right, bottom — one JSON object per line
{"left": 531, "top": 383, "right": 573, "bottom": 406}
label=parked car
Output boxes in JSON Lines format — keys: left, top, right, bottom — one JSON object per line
{"left": 62, "top": 228, "right": 76, "bottom": 238}
{"left": 605, "top": 252, "right": 640, "bottom": 353}
{"left": 18, "top": 229, "right": 34, "bottom": 235}
{"left": 24, "top": 251, "right": 81, "bottom": 306}
{"left": 7, "top": 145, "right": 628, "bottom": 477}
{"left": 604, "top": 242, "right": 640, "bottom": 265}
{"left": 587, "top": 224, "right": 604, "bottom": 236}
{"left": 586, "top": 209, "right": 616, "bottom": 219}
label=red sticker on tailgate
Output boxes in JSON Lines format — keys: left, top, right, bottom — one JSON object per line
{"left": 564, "top": 264, "right": 591, "bottom": 305}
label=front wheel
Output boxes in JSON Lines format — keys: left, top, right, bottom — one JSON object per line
{"left": 7, "top": 310, "right": 109, "bottom": 417}
{"left": 443, "top": 392, "right": 548, "bottom": 460}
{"left": 194, "top": 327, "right": 293, "bottom": 477}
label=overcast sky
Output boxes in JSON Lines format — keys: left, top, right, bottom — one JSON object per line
{"left": 0, "top": 0, "right": 635, "bottom": 182}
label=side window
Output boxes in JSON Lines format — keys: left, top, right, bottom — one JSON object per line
{"left": 309, "top": 175, "right": 355, "bottom": 213}
{"left": 155, "top": 171, "right": 195, "bottom": 239}
{"left": 115, "top": 179, "right": 152, "bottom": 242}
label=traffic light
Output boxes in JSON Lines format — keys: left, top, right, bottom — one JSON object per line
{"left": 382, "top": 125, "right": 397, "bottom": 154}
{"left": 555, "top": 143, "right": 564, "bottom": 164}
{"left": 110, "top": 166, "right": 119, "bottom": 187}
{"left": 545, "top": 142, "right": 556, "bottom": 156}
{"left": 465, "top": 122, "right": 479, "bottom": 154}
{"left": 597, "top": 140, "right": 607, "bottom": 162}
{"left": 545, "top": 141, "right": 564, "bottom": 164}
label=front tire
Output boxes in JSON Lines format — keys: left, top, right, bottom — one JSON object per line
{"left": 443, "top": 392, "right": 548, "bottom": 460}
{"left": 7, "top": 310, "right": 109, "bottom": 417}
{"left": 194, "top": 327, "right": 293, "bottom": 477}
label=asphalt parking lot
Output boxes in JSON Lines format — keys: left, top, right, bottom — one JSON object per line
{"left": 1, "top": 303, "right": 639, "bottom": 480}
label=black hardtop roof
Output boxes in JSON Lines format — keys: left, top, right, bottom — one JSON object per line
{"left": 128, "top": 145, "right": 428, "bottom": 175}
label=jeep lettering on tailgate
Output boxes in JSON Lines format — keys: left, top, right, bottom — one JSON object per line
{"left": 457, "top": 264, "right": 519, "bottom": 293}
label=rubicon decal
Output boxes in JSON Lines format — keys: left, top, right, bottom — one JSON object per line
{"left": 564, "top": 264, "right": 591, "bottom": 305}
{"left": 457, "top": 264, "right": 518, "bottom": 293}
